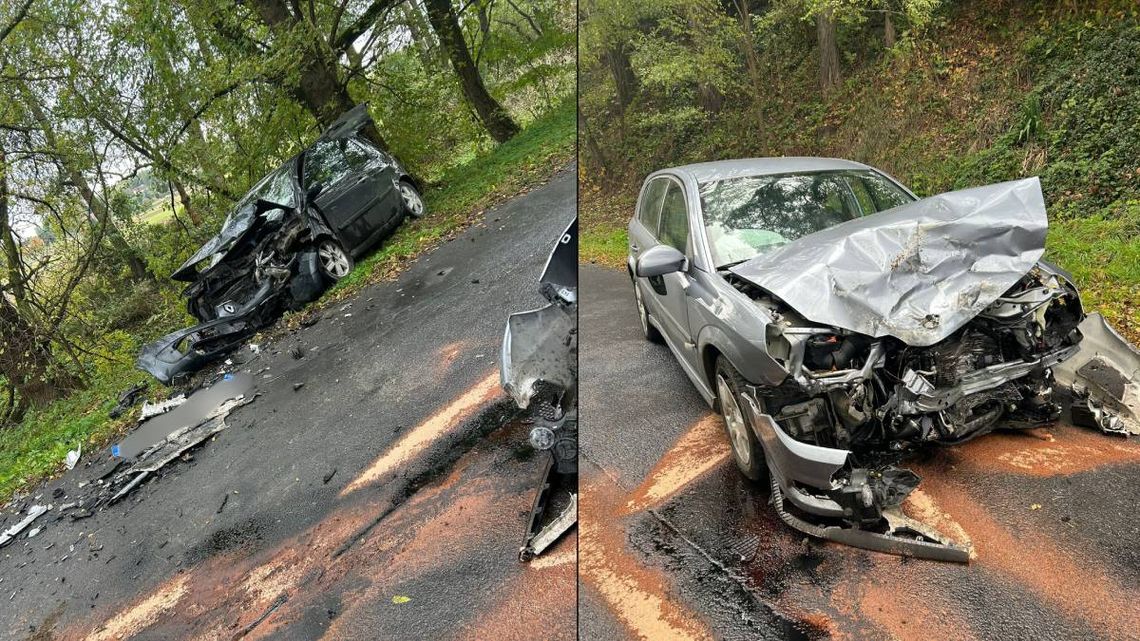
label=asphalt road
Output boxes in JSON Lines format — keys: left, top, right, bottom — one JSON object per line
{"left": 579, "top": 263, "right": 1140, "bottom": 641}
{"left": 0, "top": 167, "right": 577, "bottom": 641}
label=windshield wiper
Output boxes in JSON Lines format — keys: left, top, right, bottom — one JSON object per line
{"left": 717, "top": 258, "right": 751, "bottom": 271}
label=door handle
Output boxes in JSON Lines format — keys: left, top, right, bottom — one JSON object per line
{"left": 630, "top": 243, "right": 640, "bottom": 253}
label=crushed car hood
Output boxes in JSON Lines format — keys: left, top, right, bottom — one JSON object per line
{"left": 730, "top": 177, "right": 1048, "bottom": 346}
{"left": 172, "top": 203, "right": 259, "bottom": 281}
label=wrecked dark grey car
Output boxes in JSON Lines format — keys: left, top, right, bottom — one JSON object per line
{"left": 139, "top": 105, "right": 424, "bottom": 384}
{"left": 628, "top": 158, "right": 1140, "bottom": 562}
{"left": 501, "top": 218, "right": 577, "bottom": 561}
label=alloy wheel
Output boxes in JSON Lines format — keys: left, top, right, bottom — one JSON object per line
{"left": 717, "top": 374, "right": 751, "bottom": 468}
{"left": 400, "top": 183, "right": 424, "bottom": 217}
{"left": 318, "top": 240, "right": 351, "bottom": 280}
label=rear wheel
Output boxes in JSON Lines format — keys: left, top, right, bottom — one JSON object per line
{"left": 317, "top": 239, "right": 353, "bottom": 281}
{"left": 632, "top": 279, "right": 663, "bottom": 343}
{"left": 715, "top": 356, "right": 769, "bottom": 483}
{"left": 399, "top": 180, "right": 425, "bottom": 218}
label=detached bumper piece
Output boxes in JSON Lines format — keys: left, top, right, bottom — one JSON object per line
{"left": 520, "top": 455, "right": 578, "bottom": 561}
{"left": 1055, "top": 313, "right": 1140, "bottom": 436}
{"left": 769, "top": 475, "right": 971, "bottom": 563}
{"left": 137, "top": 281, "right": 278, "bottom": 385}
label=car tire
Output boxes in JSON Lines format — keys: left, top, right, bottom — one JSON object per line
{"left": 399, "top": 180, "right": 425, "bottom": 219}
{"left": 715, "top": 356, "right": 769, "bottom": 484}
{"left": 632, "top": 278, "right": 664, "bottom": 344}
{"left": 316, "top": 238, "right": 353, "bottom": 281}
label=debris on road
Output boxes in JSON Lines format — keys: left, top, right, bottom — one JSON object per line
{"left": 109, "top": 383, "right": 149, "bottom": 419}
{"left": 139, "top": 395, "right": 187, "bottom": 421}
{"left": 0, "top": 505, "right": 50, "bottom": 548}
{"left": 323, "top": 468, "right": 337, "bottom": 484}
{"left": 65, "top": 446, "right": 82, "bottom": 471}
{"left": 236, "top": 593, "right": 288, "bottom": 638}
{"left": 1071, "top": 394, "right": 1129, "bottom": 436}
{"left": 501, "top": 219, "right": 579, "bottom": 561}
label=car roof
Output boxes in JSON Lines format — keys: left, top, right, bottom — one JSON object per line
{"left": 657, "top": 157, "right": 875, "bottom": 184}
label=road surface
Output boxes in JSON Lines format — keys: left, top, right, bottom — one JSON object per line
{"left": 579, "top": 263, "right": 1140, "bottom": 641}
{"left": 0, "top": 168, "right": 577, "bottom": 641}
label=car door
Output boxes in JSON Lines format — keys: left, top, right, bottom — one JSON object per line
{"left": 305, "top": 137, "right": 401, "bottom": 253}
{"left": 652, "top": 179, "right": 696, "bottom": 351}
{"left": 629, "top": 176, "right": 666, "bottom": 270}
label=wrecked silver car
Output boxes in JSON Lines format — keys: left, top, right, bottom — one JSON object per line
{"left": 138, "top": 104, "right": 424, "bottom": 384}
{"left": 627, "top": 158, "right": 1139, "bottom": 562}
{"left": 501, "top": 218, "right": 578, "bottom": 561}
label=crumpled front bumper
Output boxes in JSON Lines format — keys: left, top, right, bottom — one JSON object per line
{"left": 737, "top": 386, "right": 972, "bottom": 562}
{"left": 137, "top": 281, "right": 277, "bottom": 385}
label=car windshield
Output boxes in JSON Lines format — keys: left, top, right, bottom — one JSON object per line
{"left": 698, "top": 170, "right": 913, "bottom": 267}
{"left": 218, "top": 164, "right": 298, "bottom": 233}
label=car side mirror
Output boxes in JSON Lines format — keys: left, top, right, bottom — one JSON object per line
{"left": 306, "top": 181, "right": 325, "bottom": 202}
{"left": 635, "top": 244, "right": 688, "bottom": 278}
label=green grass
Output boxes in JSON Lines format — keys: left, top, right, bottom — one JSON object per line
{"left": 0, "top": 97, "right": 576, "bottom": 502}
{"left": 581, "top": 225, "right": 628, "bottom": 268}
{"left": 1046, "top": 199, "right": 1140, "bottom": 337}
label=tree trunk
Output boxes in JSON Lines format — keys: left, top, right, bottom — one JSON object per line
{"left": 604, "top": 44, "right": 638, "bottom": 112}
{"left": 816, "top": 8, "right": 841, "bottom": 93}
{"left": 171, "top": 179, "right": 201, "bottom": 225}
{"left": 245, "top": 0, "right": 390, "bottom": 150}
{"left": 424, "top": 0, "right": 520, "bottom": 143}
{"left": 698, "top": 83, "right": 724, "bottom": 113}
{"left": 884, "top": 12, "right": 896, "bottom": 48}
{"left": 402, "top": 1, "right": 437, "bottom": 68}
{"left": 0, "top": 145, "right": 28, "bottom": 310}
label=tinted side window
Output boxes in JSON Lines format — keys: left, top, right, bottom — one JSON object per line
{"left": 659, "top": 182, "right": 689, "bottom": 253}
{"left": 349, "top": 138, "right": 391, "bottom": 170}
{"left": 304, "top": 139, "right": 368, "bottom": 188}
{"left": 637, "top": 178, "right": 667, "bottom": 234}
{"left": 860, "top": 173, "right": 911, "bottom": 211}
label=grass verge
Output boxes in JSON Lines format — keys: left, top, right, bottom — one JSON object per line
{"left": 0, "top": 98, "right": 576, "bottom": 502}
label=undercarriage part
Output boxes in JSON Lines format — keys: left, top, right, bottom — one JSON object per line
{"left": 769, "top": 473, "right": 970, "bottom": 563}
{"left": 520, "top": 455, "right": 577, "bottom": 561}
{"left": 1071, "top": 395, "right": 1129, "bottom": 436}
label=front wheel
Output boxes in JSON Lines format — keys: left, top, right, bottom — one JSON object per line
{"left": 316, "top": 238, "right": 353, "bottom": 281}
{"left": 399, "top": 180, "right": 425, "bottom": 219}
{"left": 715, "top": 356, "right": 769, "bottom": 484}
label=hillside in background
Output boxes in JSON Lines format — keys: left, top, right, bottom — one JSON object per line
{"left": 580, "top": 0, "right": 1139, "bottom": 342}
